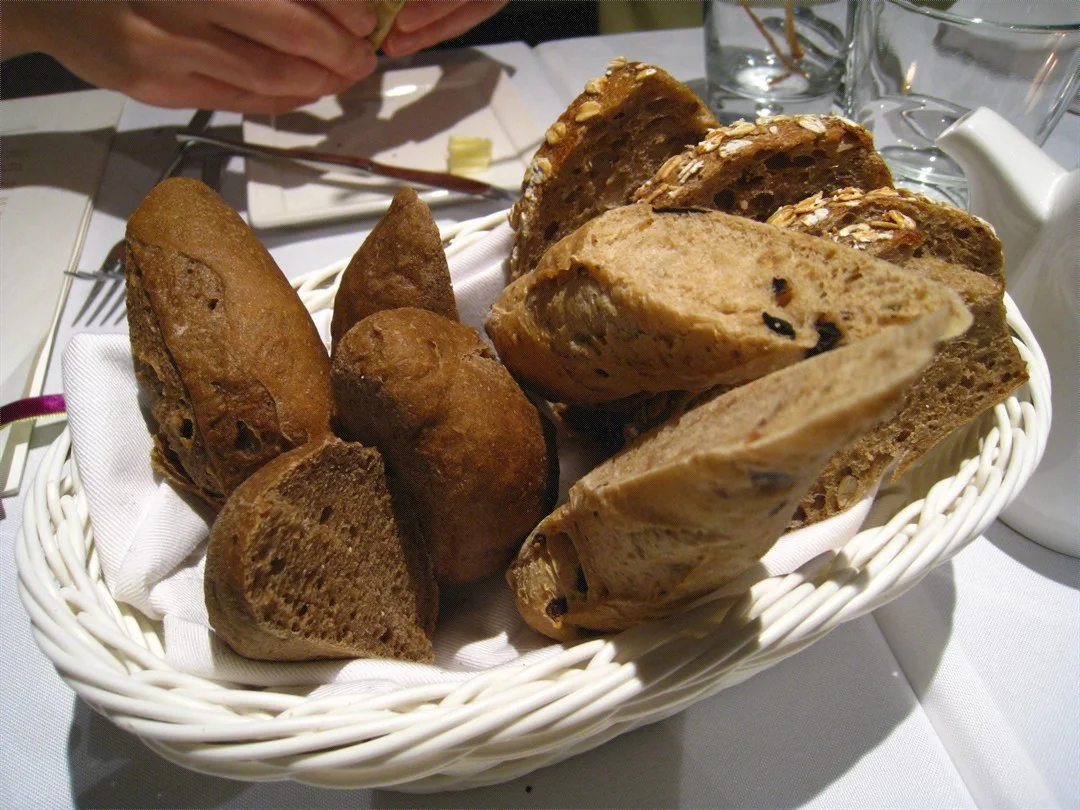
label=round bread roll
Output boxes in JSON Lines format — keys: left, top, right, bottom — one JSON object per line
{"left": 331, "top": 308, "right": 559, "bottom": 584}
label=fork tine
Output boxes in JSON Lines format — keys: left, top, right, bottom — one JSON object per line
{"left": 103, "top": 283, "right": 128, "bottom": 326}
{"left": 86, "top": 278, "right": 125, "bottom": 327}
{"left": 71, "top": 279, "right": 107, "bottom": 327}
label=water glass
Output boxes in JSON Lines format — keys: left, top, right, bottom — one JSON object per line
{"left": 704, "top": 0, "right": 853, "bottom": 122}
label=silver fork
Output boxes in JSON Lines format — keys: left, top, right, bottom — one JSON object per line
{"left": 69, "top": 108, "right": 217, "bottom": 328}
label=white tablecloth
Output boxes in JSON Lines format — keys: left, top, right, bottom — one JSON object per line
{"left": 2, "top": 30, "right": 1077, "bottom": 809}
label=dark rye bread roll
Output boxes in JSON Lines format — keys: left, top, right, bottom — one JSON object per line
{"left": 509, "top": 310, "right": 956, "bottom": 642}
{"left": 332, "top": 308, "right": 559, "bottom": 585}
{"left": 125, "top": 177, "right": 332, "bottom": 509}
{"left": 485, "top": 204, "right": 972, "bottom": 407}
{"left": 632, "top": 114, "right": 893, "bottom": 222}
{"left": 767, "top": 186, "right": 1005, "bottom": 284}
{"left": 508, "top": 57, "right": 717, "bottom": 279}
{"left": 330, "top": 186, "right": 458, "bottom": 352}
{"left": 205, "top": 436, "right": 437, "bottom": 662}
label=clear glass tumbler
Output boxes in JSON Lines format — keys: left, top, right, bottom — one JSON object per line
{"left": 704, "top": 0, "right": 853, "bottom": 123}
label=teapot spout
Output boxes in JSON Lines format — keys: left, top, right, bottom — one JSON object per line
{"left": 936, "top": 107, "right": 1067, "bottom": 275}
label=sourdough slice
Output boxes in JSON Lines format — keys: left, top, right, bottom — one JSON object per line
{"left": 507, "top": 57, "right": 717, "bottom": 279}
{"left": 125, "top": 177, "right": 332, "bottom": 509}
{"left": 508, "top": 310, "right": 956, "bottom": 641}
{"left": 632, "top": 114, "right": 892, "bottom": 221}
{"left": 486, "top": 203, "right": 972, "bottom": 406}
{"left": 767, "top": 186, "right": 1005, "bottom": 284}
{"left": 330, "top": 187, "right": 457, "bottom": 351}
{"left": 790, "top": 257, "right": 1028, "bottom": 527}
{"left": 205, "top": 436, "right": 437, "bottom": 662}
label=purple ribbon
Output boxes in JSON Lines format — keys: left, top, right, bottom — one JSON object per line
{"left": 0, "top": 394, "right": 67, "bottom": 428}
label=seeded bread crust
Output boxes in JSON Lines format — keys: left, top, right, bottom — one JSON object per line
{"left": 632, "top": 114, "right": 893, "bottom": 221}
{"left": 330, "top": 187, "right": 458, "bottom": 352}
{"left": 332, "top": 308, "right": 559, "bottom": 585}
{"left": 507, "top": 57, "right": 717, "bottom": 280}
{"left": 125, "top": 178, "right": 332, "bottom": 509}
{"left": 486, "top": 204, "right": 972, "bottom": 407}
{"left": 509, "top": 311, "right": 955, "bottom": 641}
{"left": 768, "top": 186, "right": 1005, "bottom": 284}
{"left": 205, "top": 436, "right": 438, "bottom": 662}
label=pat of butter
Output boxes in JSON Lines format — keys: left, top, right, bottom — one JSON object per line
{"left": 448, "top": 135, "right": 493, "bottom": 176}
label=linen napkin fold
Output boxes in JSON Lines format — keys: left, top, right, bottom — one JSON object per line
{"left": 62, "top": 222, "right": 873, "bottom": 693}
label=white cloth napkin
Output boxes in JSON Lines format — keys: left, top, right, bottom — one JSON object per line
{"left": 61, "top": 222, "right": 873, "bottom": 693}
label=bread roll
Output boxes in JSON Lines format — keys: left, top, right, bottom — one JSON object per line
{"left": 633, "top": 114, "right": 893, "bottom": 221}
{"left": 332, "top": 308, "right": 559, "bottom": 584}
{"left": 486, "top": 203, "right": 972, "bottom": 407}
{"left": 205, "top": 436, "right": 437, "bottom": 662}
{"left": 509, "top": 309, "right": 956, "bottom": 641}
{"left": 330, "top": 186, "right": 457, "bottom": 351}
{"left": 125, "top": 177, "right": 332, "bottom": 509}
{"left": 509, "top": 57, "right": 717, "bottom": 279}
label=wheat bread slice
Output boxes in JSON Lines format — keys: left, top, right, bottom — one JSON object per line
{"left": 508, "top": 309, "right": 957, "bottom": 641}
{"left": 330, "top": 187, "right": 457, "bottom": 351}
{"left": 486, "top": 203, "right": 972, "bottom": 406}
{"left": 790, "top": 256, "right": 1028, "bottom": 527}
{"left": 507, "top": 57, "right": 717, "bottom": 280}
{"left": 632, "top": 114, "right": 893, "bottom": 221}
{"left": 205, "top": 436, "right": 437, "bottom": 662}
{"left": 767, "top": 186, "right": 1005, "bottom": 283}
{"left": 125, "top": 177, "right": 332, "bottom": 509}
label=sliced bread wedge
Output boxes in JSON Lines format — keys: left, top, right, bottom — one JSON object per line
{"left": 486, "top": 203, "right": 972, "bottom": 406}
{"left": 205, "top": 436, "right": 438, "bottom": 662}
{"left": 632, "top": 114, "right": 893, "bottom": 221}
{"left": 508, "top": 309, "right": 957, "bottom": 641}
{"left": 508, "top": 57, "right": 717, "bottom": 279}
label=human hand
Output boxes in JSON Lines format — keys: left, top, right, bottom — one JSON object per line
{"left": 381, "top": 0, "right": 509, "bottom": 58}
{"left": 3, "top": 0, "right": 381, "bottom": 113}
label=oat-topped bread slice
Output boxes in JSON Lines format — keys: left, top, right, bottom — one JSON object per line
{"left": 508, "top": 310, "right": 956, "bottom": 641}
{"left": 125, "top": 177, "right": 332, "bottom": 509}
{"left": 789, "top": 259, "right": 1027, "bottom": 529}
{"left": 507, "top": 57, "right": 717, "bottom": 280}
{"left": 768, "top": 186, "right": 1005, "bottom": 284}
{"left": 205, "top": 436, "right": 438, "bottom": 662}
{"left": 486, "top": 203, "right": 972, "bottom": 407}
{"left": 632, "top": 114, "right": 893, "bottom": 221}
{"left": 330, "top": 186, "right": 457, "bottom": 351}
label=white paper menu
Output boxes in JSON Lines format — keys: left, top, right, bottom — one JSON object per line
{"left": 0, "top": 88, "right": 125, "bottom": 496}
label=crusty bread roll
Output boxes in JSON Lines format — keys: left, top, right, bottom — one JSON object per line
{"left": 332, "top": 308, "right": 559, "bottom": 584}
{"left": 767, "top": 186, "right": 1005, "bottom": 284}
{"left": 205, "top": 436, "right": 437, "bottom": 662}
{"left": 330, "top": 186, "right": 458, "bottom": 352}
{"left": 125, "top": 177, "right": 332, "bottom": 509}
{"left": 633, "top": 114, "right": 894, "bottom": 221}
{"left": 508, "top": 57, "right": 717, "bottom": 279}
{"left": 486, "top": 203, "right": 972, "bottom": 407}
{"left": 508, "top": 309, "right": 957, "bottom": 641}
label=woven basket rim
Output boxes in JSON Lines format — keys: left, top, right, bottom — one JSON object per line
{"left": 15, "top": 218, "right": 1051, "bottom": 792}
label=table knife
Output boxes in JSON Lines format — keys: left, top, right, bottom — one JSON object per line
{"left": 175, "top": 131, "right": 518, "bottom": 204}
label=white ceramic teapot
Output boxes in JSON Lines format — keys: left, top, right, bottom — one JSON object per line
{"left": 936, "top": 107, "right": 1079, "bottom": 556}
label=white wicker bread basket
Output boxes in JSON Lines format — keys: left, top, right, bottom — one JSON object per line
{"left": 16, "top": 216, "right": 1051, "bottom": 792}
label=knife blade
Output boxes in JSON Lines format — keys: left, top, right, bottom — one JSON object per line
{"left": 174, "top": 130, "right": 517, "bottom": 204}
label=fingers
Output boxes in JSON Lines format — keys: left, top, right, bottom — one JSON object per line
{"left": 383, "top": 0, "right": 507, "bottom": 57}
{"left": 310, "top": 0, "right": 378, "bottom": 41}
{"left": 197, "top": 1, "right": 377, "bottom": 84}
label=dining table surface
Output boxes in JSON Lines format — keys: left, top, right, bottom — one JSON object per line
{"left": 1, "top": 27, "right": 1077, "bottom": 810}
